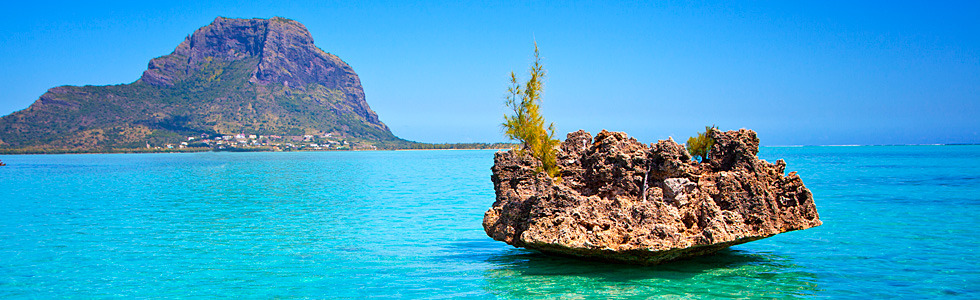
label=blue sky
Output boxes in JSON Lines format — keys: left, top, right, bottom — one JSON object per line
{"left": 0, "top": 1, "right": 976, "bottom": 145}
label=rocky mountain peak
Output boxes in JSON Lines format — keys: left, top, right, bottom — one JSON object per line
{"left": 139, "top": 16, "right": 383, "bottom": 129}
{"left": 0, "top": 17, "right": 401, "bottom": 152}
{"left": 141, "top": 16, "right": 355, "bottom": 90}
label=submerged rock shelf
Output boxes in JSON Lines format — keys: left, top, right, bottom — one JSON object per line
{"left": 483, "top": 129, "right": 821, "bottom": 265}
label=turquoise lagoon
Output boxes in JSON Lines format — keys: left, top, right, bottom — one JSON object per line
{"left": 1, "top": 146, "right": 978, "bottom": 298}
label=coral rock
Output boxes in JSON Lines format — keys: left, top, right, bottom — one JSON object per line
{"left": 484, "top": 129, "right": 821, "bottom": 264}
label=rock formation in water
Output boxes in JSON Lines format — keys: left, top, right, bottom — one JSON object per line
{"left": 484, "top": 129, "right": 821, "bottom": 264}
{"left": 0, "top": 16, "right": 409, "bottom": 152}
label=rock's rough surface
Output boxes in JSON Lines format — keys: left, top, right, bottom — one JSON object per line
{"left": 484, "top": 129, "right": 821, "bottom": 264}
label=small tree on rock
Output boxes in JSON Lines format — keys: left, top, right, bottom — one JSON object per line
{"left": 687, "top": 125, "right": 717, "bottom": 163}
{"left": 502, "top": 43, "right": 561, "bottom": 179}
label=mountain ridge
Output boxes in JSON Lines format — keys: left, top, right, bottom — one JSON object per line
{"left": 0, "top": 16, "right": 410, "bottom": 152}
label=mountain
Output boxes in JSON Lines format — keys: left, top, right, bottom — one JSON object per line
{"left": 0, "top": 16, "right": 410, "bottom": 153}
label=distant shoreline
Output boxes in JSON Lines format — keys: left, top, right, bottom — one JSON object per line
{"left": 2, "top": 143, "right": 977, "bottom": 155}
{"left": 0, "top": 146, "right": 515, "bottom": 155}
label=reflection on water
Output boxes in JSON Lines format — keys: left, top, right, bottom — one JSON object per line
{"left": 483, "top": 247, "right": 819, "bottom": 299}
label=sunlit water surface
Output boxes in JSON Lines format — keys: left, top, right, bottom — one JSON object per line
{"left": 1, "top": 146, "right": 978, "bottom": 298}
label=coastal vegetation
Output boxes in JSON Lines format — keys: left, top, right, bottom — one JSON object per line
{"left": 687, "top": 125, "right": 717, "bottom": 162}
{"left": 0, "top": 134, "right": 514, "bottom": 154}
{"left": 502, "top": 44, "right": 561, "bottom": 179}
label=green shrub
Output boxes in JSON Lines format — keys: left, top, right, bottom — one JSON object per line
{"left": 502, "top": 43, "right": 561, "bottom": 179}
{"left": 687, "top": 125, "right": 717, "bottom": 162}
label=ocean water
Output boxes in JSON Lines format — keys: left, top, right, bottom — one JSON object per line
{"left": 0, "top": 146, "right": 978, "bottom": 299}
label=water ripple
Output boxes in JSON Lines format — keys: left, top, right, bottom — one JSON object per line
{"left": 0, "top": 147, "right": 978, "bottom": 298}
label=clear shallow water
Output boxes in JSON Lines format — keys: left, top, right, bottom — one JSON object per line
{"left": 0, "top": 146, "right": 977, "bottom": 299}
